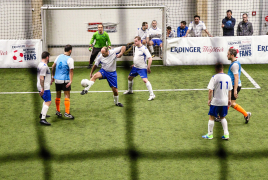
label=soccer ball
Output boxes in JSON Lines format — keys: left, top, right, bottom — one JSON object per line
{"left": 12, "top": 49, "right": 24, "bottom": 63}
{"left": 81, "top": 79, "right": 90, "bottom": 87}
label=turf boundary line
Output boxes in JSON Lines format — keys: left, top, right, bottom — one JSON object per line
{"left": 241, "top": 67, "right": 261, "bottom": 89}
{"left": 0, "top": 87, "right": 259, "bottom": 95}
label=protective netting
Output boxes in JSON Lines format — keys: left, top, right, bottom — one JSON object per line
{"left": 1, "top": 0, "right": 268, "bottom": 40}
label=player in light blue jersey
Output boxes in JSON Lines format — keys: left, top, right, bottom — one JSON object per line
{"left": 37, "top": 51, "right": 52, "bottom": 125}
{"left": 202, "top": 63, "right": 232, "bottom": 140}
{"left": 52, "top": 44, "right": 75, "bottom": 119}
{"left": 80, "top": 46, "right": 126, "bottom": 107}
{"left": 227, "top": 48, "right": 251, "bottom": 123}
{"left": 123, "top": 36, "right": 155, "bottom": 101}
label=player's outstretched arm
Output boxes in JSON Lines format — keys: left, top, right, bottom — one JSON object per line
{"left": 184, "top": 29, "right": 190, "bottom": 37}
{"left": 116, "top": 46, "right": 126, "bottom": 58}
{"left": 205, "top": 29, "right": 212, "bottom": 37}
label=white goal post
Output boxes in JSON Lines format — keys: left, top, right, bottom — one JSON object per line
{"left": 41, "top": 6, "right": 167, "bottom": 64}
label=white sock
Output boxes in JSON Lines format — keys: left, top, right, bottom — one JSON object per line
{"left": 149, "top": 45, "right": 154, "bottom": 53}
{"left": 221, "top": 118, "right": 229, "bottom": 135}
{"left": 146, "top": 81, "right": 154, "bottom": 96}
{"left": 41, "top": 101, "right": 45, "bottom": 114}
{"left": 208, "top": 120, "right": 214, "bottom": 135}
{"left": 41, "top": 104, "right": 49, "bottom": 119}
{"left": 85, "top": 81, "right": 94, "bottom": 91}
{"left": 128, "top": 80, "right": 133, "bottom": 91}
{"left": 113, "top": 95, "right": 119, "bottom": 104}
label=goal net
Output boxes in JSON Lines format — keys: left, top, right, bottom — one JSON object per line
{"left": 41, "top": 6, "right": 166, "bottom": 62}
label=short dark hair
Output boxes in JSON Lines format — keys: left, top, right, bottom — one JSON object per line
{"left": 181, "top": 21, "right": 186, "bottom": 25}
{"left": 41, "top": 51, "right": 50, "bottom": 59}
{"left": 194, "top": 15, "right": 200, "bottom": 19}
{"left": 242, "top": 13, "right": 248, "bottom": 17}
{"left": 229, "top": 48, "right": 237, "bottom": 57}
{"left": 227, "top": 10, "right": 232, "bottom": 14}
{"left": 167, "top": 26, "right": 171, "bottom": 30}
{"left": 134, "top": 36, "right": 141, "bottom": 41}
{"left": 142, "top": 22, "right": 148, "bottom": 26}
{"left": 98, "top": 24, "right": 103, "bottom": 28}
{"left": 215, "top": 63, "right": 223, "bottom": 73}
{"left": 64, "top": 44, "right": 72, "bottom": 52}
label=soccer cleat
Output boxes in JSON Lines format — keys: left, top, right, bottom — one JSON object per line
{"left": 64, "top": 112, "right": 75, "bottom": 119}
{"left": 116, "top": 103, "right": 124, "bottom": 107}
{"left": 80, "top": 90, "right": 88, "bottom": 95}
{"left": 244, "top": 112, "right": 251, "bottom": 124}
{"left": 214, "top": 116, "right": 221, "bottom": 122}
{"left": 123, "top": 90, "right": 133, "bottom": 95}
{"left": 148, "top": 94, "right": 156, "bottom": 101}
{"left": 55, "top": 110, "right": 62, "bottom": 117}
{"left": 87, "top": 64, "right": 93, "bottom": 69}
{"left": 40, "top": 119, "right": 51, "bottom": 126}
{"left": 222, "top": 135, "right": 229, "bottom": 140}
{"left": 151, "top": 53, "right": 155, "bottom": 58}
{"left": 39, "top": 114, "right": 51, "bottom": 118}
{"left": 202, "top": 134, "right": 213, "bottom": 139}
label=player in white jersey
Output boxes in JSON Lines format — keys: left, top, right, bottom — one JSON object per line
{"left": 123, "top": 36, "right": 155, "bottom": 101}
{"left": 166, "top": 26, "right": 175, "bottom": 38}
{"left": 37, "top": 51, "right": 52, "bottom": 125}
{"left": 202, "top": 63, "right": 232, "bottom": 140}
{"left": 148, "top": 20, "right": 162, "bottom": 58}
{"left": 80, "top": 46, "right": 126, "bottom": 107}
{"left": 184, "top": 15, "right": 212, "bottom": 37}
{"left": 136, "top": 22, "right": 149, "bottom": 45}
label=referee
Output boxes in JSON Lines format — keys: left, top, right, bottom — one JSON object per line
{"left": 88, "top": 24, "right": 111, "bottom": 69}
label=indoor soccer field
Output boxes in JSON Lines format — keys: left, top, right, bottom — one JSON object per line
{"left": 1, "top": 62, "right": 268, "bottom": 180}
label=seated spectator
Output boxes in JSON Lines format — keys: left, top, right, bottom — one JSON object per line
{"left": 148, "top": 20, "right": 162, "bottom": 57}
{"left": 177, "top": 21, "right": 188, "bottom": 37}
{"left": 166, "top": 26, "right": 175, "bottom": 38}
{"left": 237, "top": 13, "right": 253, "bottom": 36}
{"left": 184, "top": 15, "right": 212, "bottom": 37}
{"left": 136, "top": 22, "right": 149, "bottom": 45}
{"left": 222, "top": 10, "right": 236, "bottom": 36}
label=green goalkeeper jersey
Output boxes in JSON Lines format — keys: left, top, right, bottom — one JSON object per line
{"left": 90, "top": 31, "right": 111, "bottom": 48}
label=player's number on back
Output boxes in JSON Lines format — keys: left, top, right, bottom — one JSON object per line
{"left": 219, "top": 81, "right": 228, "bottom": 89}
{"left": 58, "top": 62, "right": 62, "bottom": 69}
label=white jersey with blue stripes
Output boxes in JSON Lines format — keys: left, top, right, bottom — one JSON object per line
{"left": 148, "top": 27, "right": 162, "bottom": 40}
{"left": 136, "top": 27, "right": 149, "bottom": 40}
{"left": 207, "top": 73, "right": 233, "bottom": 106}
{"left": 133, "top": 45, "right": 152, "bottom": 69}
{"left": 95, "top": 47, "right": 122, "bottom": 72}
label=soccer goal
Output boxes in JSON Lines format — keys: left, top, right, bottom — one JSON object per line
{"left": 41, "top": 6, "right": 167, "bottom": 64}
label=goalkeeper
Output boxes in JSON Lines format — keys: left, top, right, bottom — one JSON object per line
{"left": 88, "top": 24, "right": 111, "bottom": 69}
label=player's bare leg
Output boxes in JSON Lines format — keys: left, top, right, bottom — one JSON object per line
{"left": 124, "top": 76, "right": 134, "bottom": 94}
{"left": 81, "top": 72, "right": 103, "bottom": 95}
{"left": 112, "top": 87, "right": 123, "bottom": 107}
{"left": 148, "top": 40, "right": 155, "bottom": 57}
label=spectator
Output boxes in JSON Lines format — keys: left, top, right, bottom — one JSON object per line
{"left": 184, "top": 15, "right": 212, "bottom": 37}
{"left": 177, "top": 21, "right": 188, "bottom": 37}
{"left": 237, "top": 13, "right": 253, "bottom": 36}
{"left": 166, "top": 26, "right": 175, "bottom": 38}
{"left": 222, "top": 10, "right": 236, "bottom": 36}
{"left": 136, "top": 22, "right": 149, "bottom": 45}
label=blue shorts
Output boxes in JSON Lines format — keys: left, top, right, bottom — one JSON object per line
{"left": 152, "top": 39, "right": 162, "bottom": 46}
{"left": 208, "top": 105, "right": 228, "bottom": 117}
{"left": 40, "top": 90, "right": 51, "bottom": 102}
{"left": 99, "top": 68, "right": 118, "bottom": 88}
{"left": 129, "top": 66, "right": 147, "bottom": 79}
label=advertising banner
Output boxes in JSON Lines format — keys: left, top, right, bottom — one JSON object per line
{"left": 0, "top": 39, "right": 41, "bottom": 68}
{"left": 166, "top": 36, "right": 268, "bottom": 65}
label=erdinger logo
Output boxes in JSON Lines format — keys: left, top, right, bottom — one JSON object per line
{"left": 258, "top": 45, "right": 268, "bottom": 52}
{"left": 170, "top": 47, "right": 201, "bottom": 53}
{"left": 203, "top": 46, "right": 224, "bottom": 54}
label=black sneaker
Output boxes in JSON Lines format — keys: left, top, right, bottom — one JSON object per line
{"left": 56, "top": 110, "right": 62, "bottom": 117}
{"left": 116, "top": 103, "right": 124, "bottom": 107}
{"left": 244, "top": 112, "right": 251, "bottom": 124}
{"left": 87, "top": 64, "right": 93, "bottom": 69}
{"left": 214, "top": 116, "right": 221, "bottom": 122}
{"left": 80, "top": 90, "right": 88, "bottom": 95}
{"left": 64, "top": 112, "right": 75, "bottom": 119}
{"left": 39, "top": 114, "right": 51, "bottom": 118}
{"left": 40, "top": 119, "right": 51, "bottom": 126}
